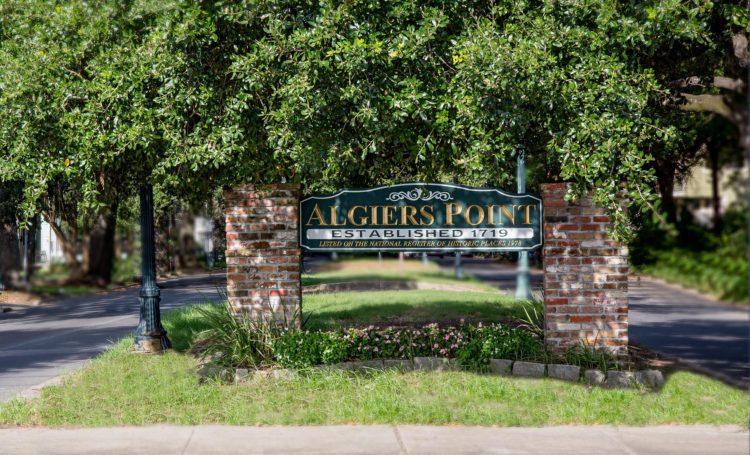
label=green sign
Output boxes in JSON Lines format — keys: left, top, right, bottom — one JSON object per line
{"left": 300, "top": 183, "right": 542, "bottom": 252}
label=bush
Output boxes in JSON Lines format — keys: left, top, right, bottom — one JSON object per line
{"left": 193, "top": 302, "right": 288, "bottom": 368}
{"left": 271, "top": 322, "right": 546, "bottom": 370}
{"left": 455, "top": 324, "right": 546, "bottom": 370}
{"left": 563, "top": 344, "right": 620, "bottom": 372}
{"left": 639, "top": 247, "right": 748, "bottom": 302}
{"left": 273, "top": 330, "right": 348, "bottom": 368}
{"left": 189, "top": 304, "right": 550, "bottom": 370}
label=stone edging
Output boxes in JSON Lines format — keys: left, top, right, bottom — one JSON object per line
{"left": 199, "top": 357, "right": 665, "bottom": 390}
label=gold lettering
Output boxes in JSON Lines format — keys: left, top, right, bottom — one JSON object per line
{"left": 382, "top": 205, "right": 398, "bottom": 225}
{"left": 420, "top": 205, "right": 435, "bottom": 225}
{"left": 400, "top": 205, "right": 419, "bottom": 225}
{"left": 348, "top": 206, "right": 367, "bottom": 226}
{"left": 487, "top": 205, "right": 498, "bottom": 225}
{"left": 306, "top": 204, "right": 327, "bottom": 226}
{"left": 329, "top": 206, "right": 344, "bottom": 226}
{"left": 500, "top": 205, "right": 515, "bottom": 225}
{"left": 445, "top": 203, "right": 462, "bottom": 226}
{"left": 464, "top": 205, "right": 485, "bottom": 226}
{"left": 522, "top": 204, "right": 535, "bottom": 224}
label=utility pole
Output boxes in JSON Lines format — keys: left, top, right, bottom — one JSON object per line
{"left": 133, "top": 184, "right": 171, "bottom": 353}
{"left": 515, "top": 150, "right": 531, "bottom": 300}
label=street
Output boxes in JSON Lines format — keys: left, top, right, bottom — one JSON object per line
{"left": 0, "top": 273, "right": 224, "bottom": 402}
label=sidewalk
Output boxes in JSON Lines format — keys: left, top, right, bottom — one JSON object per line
{"left": 0, "top": 424, "right": 746, "bottom": 454}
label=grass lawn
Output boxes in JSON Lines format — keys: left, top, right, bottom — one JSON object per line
{"left": 303, "top": 290, "right": 525, "bottom": 330}
{"left": 0, "top": 304, "right": 746, "bottom": 427}
{"left": 302, "top": 258, "right": 495, "bottom": 292}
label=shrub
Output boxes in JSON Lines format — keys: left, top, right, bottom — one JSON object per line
{"left": 345, "top": 324, "right": 467, "bottom": 360}
{"left": 455, "top": 324, "right": 546, "bottom": 370}
{"left": 193, "top": 302, "right": 289, "bottom": 369}
{"left": 273, "top": 330, "right": 348, "bottom": 368}
{"left": 188, "top": 304, "right": 549, "bottom": 370}
{"left": 563, "top": 344, "right": 620, "bottom": 372}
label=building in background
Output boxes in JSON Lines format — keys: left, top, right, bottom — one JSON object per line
{"left": 673, "top": 162, "right": 748, "bottom": 227}
{"left": 35, "top": 220, "right": 65, "bottom": 267}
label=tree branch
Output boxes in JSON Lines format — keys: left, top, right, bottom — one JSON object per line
{"left": 732, "top": 33, "right": 749, "bottom": 68}
{"left": 669, "top": 76, "right": 745, "bottom": 92}
{"left": 677, "top": 93, "right": 734, "bottom": 121}
{"left": 63, "top": 67, "right": 85, "bottom": 80}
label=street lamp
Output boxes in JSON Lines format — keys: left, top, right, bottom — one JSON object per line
{"left": 132, "top": 184, "right": 171, "bottom": 353}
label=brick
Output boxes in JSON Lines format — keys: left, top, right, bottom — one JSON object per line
{"left": 541, "top": 183, "right": 628, "bottom": 356}
{"left": 225, "top": 184, "right": 302, "bottom": 324}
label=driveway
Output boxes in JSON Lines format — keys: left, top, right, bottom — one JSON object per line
{"left": 0, "top": 273, "right": 225, "bottom": 402}
{"left": 435, "top": 256, "right": 749, "bottom": 386}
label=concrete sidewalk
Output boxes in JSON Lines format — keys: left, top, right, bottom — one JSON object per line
{"left": 0, "top": 425, "right": 746, "bottom": 454}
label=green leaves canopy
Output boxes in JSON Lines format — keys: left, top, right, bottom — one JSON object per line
{"left": 0, "top": 0, "right": 744, "bottom": 236}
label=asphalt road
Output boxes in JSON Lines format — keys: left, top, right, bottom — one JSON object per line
{"left": 0, "top": 273, "right": 225, "bottom": 402}
{"left": 436, "top": 256, "right": 749, "bottom": 386}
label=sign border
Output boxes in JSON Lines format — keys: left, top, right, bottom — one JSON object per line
{"left": 299, "top": 182, "right": 543, "bottom": 253}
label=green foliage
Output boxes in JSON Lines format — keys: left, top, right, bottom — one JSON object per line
{"left": 455, "top": 324, "right": 546, "bottom": 371}
{"left": 193, "top": 303, "right": 288, "bottom": 368}
{"left": 632, "top": 208, "right": 748, "bottom": 302}
{"left": 273, "top": 330, "right": 349, "bottom": 368}
{"left": 1, "top": 0, "right": 744, "bottom": 238}
{"left": 640, "top": 247, "right": 748, "bottom": 302}
{"left": 111, "top": 255, "right": 140, "bottom": 285}
{"left": 194, "top": 303, "right": 547, "bottom": 370}
{"left": 564, "top": 345, "right": 620, "bottom": 373}
{"left": 518, "top": 300, "right": 545, "bottom": 338}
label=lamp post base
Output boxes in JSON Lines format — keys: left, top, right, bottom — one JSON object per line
{"left": 132, "top": 333, "right": 171, "bottom": 353}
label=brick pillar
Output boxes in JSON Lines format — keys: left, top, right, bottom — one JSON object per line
{"left": 224, "top": 184, "right": 301, "bottom": 322}
{"left": 540, "top": 183, "right": 628, "bottom": 355}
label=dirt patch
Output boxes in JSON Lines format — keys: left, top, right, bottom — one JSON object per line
{"left": 0, "top": 290, "right": 42, "bottom": 306}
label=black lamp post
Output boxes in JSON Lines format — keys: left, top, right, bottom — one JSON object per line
{"left": 133, "top": 184, "right": 171, "bottom": 352}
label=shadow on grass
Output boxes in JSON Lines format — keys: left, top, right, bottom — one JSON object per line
{"left": 162, "top": 303, "right": 224, "bottom": 352}
{"left": 303, "top": 299, "right": 527, "bottom": 330}
{"left": 302, "top": 271, "right": 484, "bottom": 287}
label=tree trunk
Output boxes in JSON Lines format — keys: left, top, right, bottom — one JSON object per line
{"left": 155, "top": 208, "right": 174, "bottom": 276}
{"left": 44, "top": 214, "right": 85, "bottom": 282}
{"left": 709, "top": 148, "right": 722, "bottom": 235}
{"left": 23, "top": 216, "right": 38, "bottom": 283}
{"left": 0, "top": 221, "right": 21, "bottom": 288}
{"left": 86, "top": 204, "right": 117, "bottom": 286}
{"left": 654, "top": 163, "right": 677, "bottom": 224}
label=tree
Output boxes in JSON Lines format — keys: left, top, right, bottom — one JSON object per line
{"left": 0, "top": 182, "right": 23, "bottom": 287}
{"left": 2, "top": 0, "right": 747, "bottom": 248}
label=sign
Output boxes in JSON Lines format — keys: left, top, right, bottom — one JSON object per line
{"left": 300, "top": 183, "right": 542, "bottom": 252}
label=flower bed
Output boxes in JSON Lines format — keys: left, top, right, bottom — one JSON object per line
{"left": 271, "top": 322, "right": 545, "bottom": 369}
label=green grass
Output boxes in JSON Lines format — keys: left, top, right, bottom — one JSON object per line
{"left": 302, "top": 258, "right": 494, "bottom": 292}
{"left": 0, "top": 304, "right": 746, "bottom": 427}
{"left": 303, "top": 290, "right": 524, "bottom": 330}
{"left": 635, "top": 248, "right": 748, "bottom": 304}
